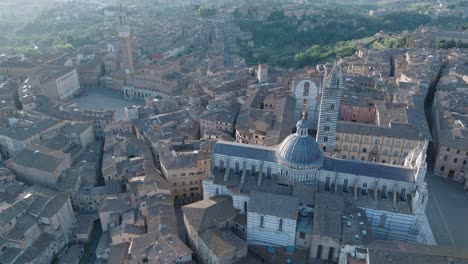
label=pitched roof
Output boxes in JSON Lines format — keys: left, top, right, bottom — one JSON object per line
{"left": 213, "top": 141, "right": 276, "bottom": 162}
{"left": 6, "top": 148, "right": 66, "bottom": 173}
{"left": 321, "top": 157, "right": 415, "bottom": 183}
{"left": 99, "top": 197, "right": 131, "bottom": 213}
{"left": 39, "top": 194, "right": 69, "bottom": 218}
{"left": 199, "top": 228, "right": 245, "bottom": 259}
{"left": 248, "top": 191, "right": 299, "bottom": 219}
{"left": 182, "top": 196, "right": 238, "bottom": 232}
{"left": 108, "top": 242, "right": 130, "bottom": 264}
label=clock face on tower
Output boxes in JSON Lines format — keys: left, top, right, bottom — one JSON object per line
{"left": 125, "top": 69, "right": 130, "bottom": 74}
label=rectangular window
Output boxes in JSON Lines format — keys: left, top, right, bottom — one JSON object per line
{"left": 362, "top": 183, "right": 368, "bottom": 195}
{"left": 441, "top": 166, "right": 445, "bottom": 171}
{"left": 400, "top": 188, "right": 407, "bottom": 202}
{"left": 299, "top": 232, "right": 306, "bottom": 239}
{"left": 324, "top": 177, "right": 331, "bottom": 191}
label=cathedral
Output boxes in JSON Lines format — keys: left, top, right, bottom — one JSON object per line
{"left": 201, "top": 66, "right": 429, "bottom": 262}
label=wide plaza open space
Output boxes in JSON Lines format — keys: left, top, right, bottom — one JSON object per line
{"left": 426, "top": 171, "right": 468, "bottom": 248}
{"left": 72, "top": 88, "right": 144, "bottom": 120}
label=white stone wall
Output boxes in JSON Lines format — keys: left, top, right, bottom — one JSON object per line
{"left": 202, "top": 180, "right": 230, "bottom": 198}
{"left": 363, "top": 208, "right": 417, "bottom": 242}
{"left": 79, "top": 125, "right": 95, "bottom": 149}
{"left": 56, "top": 69, "right": 80, "bottom": 101}
{"left": 213, "top": 154, "right": 281, "bottom": 176}
{"left": 317, "top": 168, "right": 416, "bottom": 196}
{"left": 247, "top": 212, "right": 296, "bottom": 247}
{"left": 233, "top": 194, "right": 249, "bottom": 214}
{"left": 292, "top": 79, "right": 321, "bottom": 130}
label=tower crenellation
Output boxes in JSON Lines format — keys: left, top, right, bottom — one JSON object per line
{"left": 117, "top": 4, "right": 134, "bottom": 79}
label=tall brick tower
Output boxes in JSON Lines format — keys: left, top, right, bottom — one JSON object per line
{"left": 117, "top": 5, "right": 134, "bottom": 81}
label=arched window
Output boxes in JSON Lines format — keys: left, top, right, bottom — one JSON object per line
{"left": 342, "top": 178, "right": 349, "bottom": 192}
{"left": 400, "top": 188, "right": 407, "bottom": 202}
{"left": 303, "top": 82, "right": 310, "bottom": 96}
{"left": 244, "top": 201, "right": 247, "bottom": 213}
{"left": 260, "top": 215, "right": 264, "bottom": 228}
{"left": 278, "top": 219, "right": 283, "bottom": 231}
{"left": 215, "top": 188, "right": 219, "bottom": 195}
{"left": 381, "top": 184, "right": 388, "bottom": 198}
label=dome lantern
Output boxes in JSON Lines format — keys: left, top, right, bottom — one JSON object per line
{"left": 276, "top": 115, "right": 324, "bottom": 171}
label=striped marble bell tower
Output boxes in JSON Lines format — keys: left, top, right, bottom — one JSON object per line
{"left": 316, "top": 64, "right": 344, "bottom": 152}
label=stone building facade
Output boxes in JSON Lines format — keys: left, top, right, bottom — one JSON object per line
{"left": 291, "top": 79, "right": 321, "bottom": 131}
{"left": 202, "top": 115, "right": 429, "bottom": 258}
{"left": 432, "top": 90, "right": 468, "bottom": 188}
{"left": 158, "top": 139, "right": 215, "bottom": 201}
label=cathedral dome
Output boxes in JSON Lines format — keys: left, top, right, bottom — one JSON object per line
{"left": 276, "top": 116, "right": 324, "bottom": 170}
